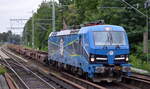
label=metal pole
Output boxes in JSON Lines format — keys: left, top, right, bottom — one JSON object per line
{"left": 146, "top": 8, "right": 149, "bottom": 62}
{"left": 62, "top": 1, "right": 64, "bottom": 29}
{"left": 52, "top": 0, "right": 55, "bottom": 32}
{"left": 21, "top": 34, "right": 22, "bottom": 45}
{"left": 32, "top": 11, "right": 35, "bottom": 48}
{"left": 143, "top": 10, "right": 149, "bottom": 62}
{"left": 25, "top": 26, "right": 27, "bottom": 46}
{"left": 145, "top": 0, "right": 150, "bottom": 62}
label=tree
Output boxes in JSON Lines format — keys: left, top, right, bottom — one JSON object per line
{"left": 23, "top": 0, "right": 149, "bottom": 53}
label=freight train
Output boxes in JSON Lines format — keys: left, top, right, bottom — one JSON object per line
{"left": 48, "top": 22, "right": 131, "bottom": 82}
{"left": 7, "top": 45, "right": 48, "bottom": 65}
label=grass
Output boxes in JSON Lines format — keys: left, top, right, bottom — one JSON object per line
{"left": 129, "top": 40, "right": 150, "bottom": 72}
{"left": 0, "top": 65, "right": 7, "bottom": 75}
{"left": 130, "top": 54, "right": 150, "bottom": 72}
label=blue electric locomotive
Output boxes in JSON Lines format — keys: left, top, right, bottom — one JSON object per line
{"left": 48, "top": 24, "right": 131, "bottom": 82}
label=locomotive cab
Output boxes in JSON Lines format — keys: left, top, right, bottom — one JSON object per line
{"left": 80, "top": 25, "right": 131, "bottom": 82}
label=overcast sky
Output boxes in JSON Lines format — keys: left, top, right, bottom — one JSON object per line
{"left": 0, "top": 0, "right": 52, "bottom": 35}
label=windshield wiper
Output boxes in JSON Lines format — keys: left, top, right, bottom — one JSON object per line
{"left": 103, "top": 33, "right": 110, "bottom": 49}
{"left": 103, "top": 31, "right": 115, "bottom": 49}
{"left": 109, "top": 32, "right": 113, "bottom": 45}
{"left": 109, "top": 32, "right": 121, "bottom": 49}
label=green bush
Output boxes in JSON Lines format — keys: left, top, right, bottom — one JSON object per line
{"left": 130, "top": 54, "right": 150, "bottom": 72}
{"left": 42, "top": 46, "right": 48, "bottom": 51}
{"left": 0, "top": 66, "right": 7, "bottom": 75}
{"left": 130, "top": 54, "right": 141, "bottom": 68}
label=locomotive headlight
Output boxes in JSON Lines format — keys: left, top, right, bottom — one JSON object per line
{"left": 91, "top": 58, "right": 95, "bottom": 62}
{"left": 105, "top": 27, "right": 112, "bottom": 31}
{"left": 90, "top": 55, "right": 95, "bottom": 62}
{"left": 126, "top": 56, "right": 129, "bottom": 61}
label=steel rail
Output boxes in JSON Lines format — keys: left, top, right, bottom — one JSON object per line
{"left": 2, "top": 47, "right": 86, "bottom": 89}
{"left": 7, "top": 60, "right": 56, "bottom": 89}
{"left": 0, "top": 55, "right": 30, "bottom": 89}
{"left": 62, "top": 72, "right": 107, "bottom": 89}
{"left": 1, "top": 49, "right": 56, "bottom": 89}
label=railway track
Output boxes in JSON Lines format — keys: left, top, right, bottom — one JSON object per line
{"left": 2, "top": 46, "right": 150, "bottom": 89}
{"left": 122, "top": 73, "right": 150, "bottom": 89}
{"left": 0, "top": 55, "right": 56, "bottom": 89}
{"left": 0, "top": 48, "right": 85, "bottom": 89}
{"left": 43, "top": 66, "right": 137, "bottom": 89}
{"left": 1, "top": 47, "right": 105, "bottom": 89}
{"left": 131, "top": 72, "right": 150, "bottom": 82}
{"left": 61, "top": 72, "right": 106, "bottom": 89}
{"left": 99, "top": 82, "right": 140, "bottom": 89}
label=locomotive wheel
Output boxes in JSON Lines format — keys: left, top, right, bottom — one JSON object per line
{"left": 43, "top": 59, "right": 49, "bottom": 66}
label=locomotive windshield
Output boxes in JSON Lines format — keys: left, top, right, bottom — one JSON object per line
{"left": 93, "top": 31, "right": 126, "bottom": 46}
